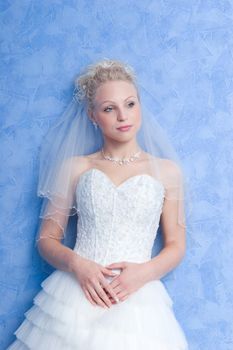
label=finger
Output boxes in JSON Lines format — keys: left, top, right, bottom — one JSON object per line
{"left": 104, "top": 274, "right": 120, "bottom": 286}
{"left": 105, "top": 282, "right": 122, "bottom": 295}
{"left": 100, "top": 278, "right": 121, "bottom": 303}
{"left": 107, "top": 296, "right": 118, "bottom": 304}
{"left": 95, "top": 282, "right": 113, "bottom": 308}
{"left": 119, "top": 294, "right": 128, "bottom": 302}
{"left": 88, "top": 285, "right": 110, "bottom": 309}
{"left": 102, "top": 268, "right": 119, "bottom": 277}
{"left": 108, "top": 277, "right": 122, "bottom": 289}
{"left": 110, "top": 285, "right": 122, "bottom": 294}
{"left": 106, "top": 262, "right": 125, "bottom": 269}
{"left": 83, "top": 287, "right": 97, "bottom": 306}
{"left": 117, "top": 290, "right": 129, "bottom": 300}
{"left": 105, "top": 287, "right": 127, "bottom": 303}
{"left": 105, "top": 290, "right": 121, "bottom": 303}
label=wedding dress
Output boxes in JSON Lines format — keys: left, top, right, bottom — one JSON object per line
{"left": 7, "top": 168, "right": 188, "bottom": 350}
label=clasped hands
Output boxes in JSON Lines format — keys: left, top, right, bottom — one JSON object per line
{"left": 104, "top": 261, "right": 149, "bottom": 306}
{"left": 74, "top": 256, "right": 150, "bottom": 309}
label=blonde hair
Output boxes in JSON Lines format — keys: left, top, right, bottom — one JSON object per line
{"left": 74, "top": 59, "right": 139, "bottom": 110}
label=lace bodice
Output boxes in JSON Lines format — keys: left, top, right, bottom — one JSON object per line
{"left": 73, "top": 168, "right": 165, "bottom": 266}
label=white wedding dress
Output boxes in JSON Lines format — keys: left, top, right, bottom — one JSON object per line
{"left": 7, "top": 168, "right": 188, "bottom": 350}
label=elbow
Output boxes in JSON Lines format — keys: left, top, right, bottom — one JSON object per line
{"left": 175, "top": 228, "right": 186, "bottom": 260}
{"left": 36, "top": 239, "right": 47, "bottom": 259}
{"left": 166, "top": 240, "right": 186, "bottom": 261}
{"left": 36, "top": 238, "right": 53, "bottom": 260}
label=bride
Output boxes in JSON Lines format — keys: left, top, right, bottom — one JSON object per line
{"left": 7, "top": 59, "right": 189, "bottom": 349}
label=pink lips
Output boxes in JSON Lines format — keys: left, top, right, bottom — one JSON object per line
{"left": 116, "top": 125, "right": 132, "bottom": 132}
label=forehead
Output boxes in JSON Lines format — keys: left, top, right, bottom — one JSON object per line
{"left": 94, "top": 80, "right": 138, "bottom": 102}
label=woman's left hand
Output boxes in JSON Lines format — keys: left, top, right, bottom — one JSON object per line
{"left": 104, "top": 261, "right": 150, "bottom": 303}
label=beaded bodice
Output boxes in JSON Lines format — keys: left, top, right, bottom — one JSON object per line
{"left": 73, "top": 168, "right": 165, "bottom": 266}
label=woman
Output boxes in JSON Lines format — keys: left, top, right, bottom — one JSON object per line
{"left": 7, "top": 59, "right": 189, "bottom": 349}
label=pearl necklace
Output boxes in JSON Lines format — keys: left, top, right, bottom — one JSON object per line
{"left": 101, "top": 148, "right": 141, "bottom": 165}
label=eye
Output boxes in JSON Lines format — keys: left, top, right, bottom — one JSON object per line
{"left": 127, "top": 101, "right": 135, "bottom": 108}
{"left": 103, "top": 106, "right": 114, "bottom": 112}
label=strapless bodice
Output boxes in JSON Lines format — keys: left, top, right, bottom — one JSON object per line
{"left": 73, "top": 168, "right": 165, "bottom": 266}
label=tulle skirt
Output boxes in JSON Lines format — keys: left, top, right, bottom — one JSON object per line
{"left": 7, "top": 268, "right": 188, "bottom": 349}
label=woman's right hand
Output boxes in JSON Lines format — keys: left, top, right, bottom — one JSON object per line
{"left": 72, "top": 255, "right": 120, "bottom": 309}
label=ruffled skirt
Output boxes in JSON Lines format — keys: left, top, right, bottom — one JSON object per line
{"left": 7, "top": 269, "right": 188, "bottom": 349}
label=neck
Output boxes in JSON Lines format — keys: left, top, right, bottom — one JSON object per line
{"left": 102, "top": 138, "right": 140, "bottom": 158}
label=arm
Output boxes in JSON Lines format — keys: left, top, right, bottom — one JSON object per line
{"left": 37, "top": 215, "right": 120, "bottom": 308}
{"left": 36, "top": 156, "right": 89, "bottom": 273}
{"left": 37, "top": 218, "right": 82, "bottom": 273}
{"left": 37, "top": 156, "right": 121, "bottom": 308}
{"left": 143, "top": 161, "right": 186, "bottom": 282}
{"left": 143, "top": 199, "right": 186, "bottom": 282}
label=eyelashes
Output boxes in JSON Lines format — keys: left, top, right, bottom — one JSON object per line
{"left": 103, "top": 101, "right": 135, "bottom": 113}
{"left": 103, "top": 106, "right": 114, "bottom": 112}
{"left": 128, "top": 101, "right": 135, "bottom": 108}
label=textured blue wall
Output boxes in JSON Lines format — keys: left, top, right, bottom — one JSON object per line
{"left": 1, "top": 1, "right": 233, "bottom": 349}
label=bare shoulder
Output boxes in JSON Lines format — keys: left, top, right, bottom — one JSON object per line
{"left": 146, "top": 153, "right": 183, "bottom": 177}
{"left": 70, "top": 152, "right": 101, "bottom": 177}
{"left": 160, "top": 158, "right": 182, "bottom": 175}
{"left": 74, "top": 151, "right": 102, "bottom": 164}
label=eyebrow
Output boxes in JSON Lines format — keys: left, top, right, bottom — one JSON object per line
{"left": 99, "top": 95, "right": 137, "bottom": 106}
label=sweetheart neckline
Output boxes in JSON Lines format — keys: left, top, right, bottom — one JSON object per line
{"left": 77, "top": 167, "right": 165, "bottom": 191}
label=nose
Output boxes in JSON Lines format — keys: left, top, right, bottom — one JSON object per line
{"left": 117, "top": 107, "right": 128, "bottom": 121}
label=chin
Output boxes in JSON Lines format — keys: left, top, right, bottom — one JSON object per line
{"left": 110, "top": 133, "right": 138, "bottom": 143}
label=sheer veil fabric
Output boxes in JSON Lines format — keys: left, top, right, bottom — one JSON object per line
{"left": 35, "top": 82, "right": 192, "bottom": 249}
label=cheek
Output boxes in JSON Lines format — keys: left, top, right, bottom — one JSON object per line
{"left": 134, "top": 108, "right": 142, "bottom": 126}
{"left": 97, "top": 115, "right": 115, "bottom": 130}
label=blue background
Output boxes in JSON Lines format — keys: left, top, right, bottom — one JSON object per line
{"left": 1, "top": 1, "right": 233, "bottom": 349}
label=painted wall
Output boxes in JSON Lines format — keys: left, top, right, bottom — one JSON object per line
{"left": 1, "top": 1, "right": 233, "bottom": 349}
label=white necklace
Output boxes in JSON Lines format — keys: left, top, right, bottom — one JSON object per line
{"left": 101, "top": 148, "right": 141, "bottom": 165}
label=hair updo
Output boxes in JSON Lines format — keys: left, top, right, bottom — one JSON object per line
{"left": 74, "top": 59, "right": 139, "bottom": 110}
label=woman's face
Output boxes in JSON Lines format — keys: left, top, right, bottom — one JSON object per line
{"left": 89, "top": 80, "right": 141, "bottom": 143}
